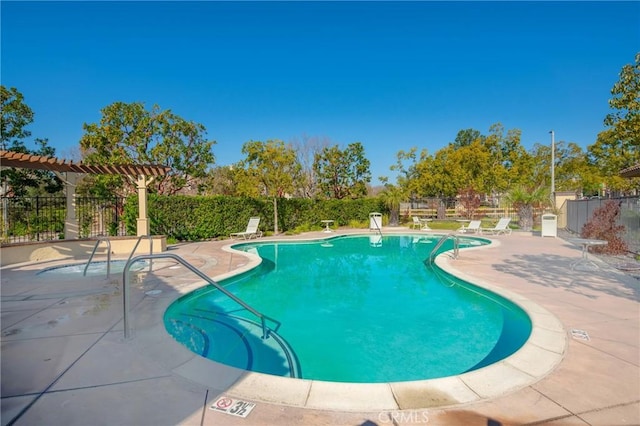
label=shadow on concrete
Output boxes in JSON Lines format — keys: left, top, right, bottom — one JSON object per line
{"left": 493, "top": 252, "right": 640, "bottom": 302}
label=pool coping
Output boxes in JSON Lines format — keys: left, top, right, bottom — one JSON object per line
{"left": 143, "top": 232, "right": 567, "bottom": 412}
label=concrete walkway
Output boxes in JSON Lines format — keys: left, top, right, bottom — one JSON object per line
{"left": 1, "top": 230, "right": 638, "bottom": 425}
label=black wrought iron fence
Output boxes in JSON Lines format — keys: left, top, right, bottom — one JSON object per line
{"left": 1, "top": 196, "right": 126, "bottom": 243}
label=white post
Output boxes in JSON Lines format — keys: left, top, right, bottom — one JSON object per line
{"left": 549, "top": 130, "right": 555, "bottom": 208}
{"left": 63, "top": 172, "right": 79, "bottom": 239}
{"left": 2, "top": 178, "right": 8, "bottom": 242}
{"left": 136, "top": 174, "right": 149, "bottom": 237}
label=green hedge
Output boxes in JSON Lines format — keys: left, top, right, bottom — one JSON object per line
{"left": 123, "top": 195, "right": 386, "bottom": 241}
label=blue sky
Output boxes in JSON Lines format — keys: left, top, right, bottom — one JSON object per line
{"left": 2, "top": 1, "right": 638, "bottom": 185}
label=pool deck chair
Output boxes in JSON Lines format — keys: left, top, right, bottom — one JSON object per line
{"left": 411, "top": 216, "right": 422, "bottom": 229}
{"left": 480, "top": 217, "right": 512, "bottom": 235}
{"left": 458, "top": 220, "right": 481, "bottom": 234}
{"left": 412, "top": 216, "right": 431, "bottom": 230}
{"left": 230, "top": 217, "right": 263, "bottom": 240}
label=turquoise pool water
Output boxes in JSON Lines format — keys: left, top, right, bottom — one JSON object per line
{"left": 164, "top": 235, "right": 532, "bottom": 383}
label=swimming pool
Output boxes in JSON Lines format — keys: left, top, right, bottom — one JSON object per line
{"left": 164, "top": 234, "right": 532, "bottom": 383}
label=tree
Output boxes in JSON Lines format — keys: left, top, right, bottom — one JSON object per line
{"left": 553, "top": 141, "right": 599, "bottom": 195}
{"left": 290, "top": 134, "right": 330, "bottom": 198}
{"left": 79, "top": 102, "right": 216, "bottom": 196}
{"left": 494, "top": 126, "right": 530, "bottom": 190}
{"left": 457, "top": 186, "right": 481, "bottom": 219}
{"left": 378, "top": 184, "right": 406, "bottom": 226}
{"left": 527, "top": 140, "right": 599, "bottom": 197}
{"left": 452, "top": 128, "right": 483, "bottom": 149}
{"left": 1, "top": 86, "right": 34, "bottom": 150}
{"left": 314, "top": 142, "right": 371, "bottom": 199}
{"left": 505, "top": 185, "right": 550, "bottom": 232}
{"left": 589, "top": 128, "right": 637, "bottom": 194}
{"left": 200, "top": 165, "right": 238, "bottom": 196}
{"left": 237, "top": 140, "right": 301, "bottom": 234}
{"left": 394, "top": 124, "right": 528, "bottom": 203}
{"left": 588, "top": 53, "right": 640, "bottom": 194}
{"left": 0, "top": 86, "right": 62, "bottom": 196}
{"left": 389, "top": 147, "right": 422, "bottom": 197}
{"left": 604, "top": 52, "right": 639, "bottom": 150}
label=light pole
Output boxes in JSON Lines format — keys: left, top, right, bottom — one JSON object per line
{"left": 549, "top": 130, "right": 555, "bottom": 207}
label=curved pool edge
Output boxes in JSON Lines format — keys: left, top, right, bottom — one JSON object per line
{"left": 428, "top": 239, "right": 567, "bottom": 407}
{"left": 153, "top": 233, "right": 567, "bottom": 412}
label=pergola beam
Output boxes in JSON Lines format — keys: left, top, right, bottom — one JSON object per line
{"left": 1, "top": 150, "right": 171, "bottom": 238}
{"left": 620, "top": 164, "right": 640, "bottom": 178}
{"left": 0, "top": 150, "right": 170, "bottom": 176}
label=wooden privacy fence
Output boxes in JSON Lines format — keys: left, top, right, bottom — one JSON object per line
{"left": 401, "top": 203, "right": 520, "bottom": 221}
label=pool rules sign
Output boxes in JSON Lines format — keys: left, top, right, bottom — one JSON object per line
{"left": 210, "top": 396, "right": 256, "bottom": 418}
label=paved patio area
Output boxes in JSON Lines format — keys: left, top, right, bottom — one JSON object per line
{"left": 1, "top": 229, "right": 638, "bottom": 425}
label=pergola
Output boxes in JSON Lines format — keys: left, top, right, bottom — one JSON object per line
{"left": 0, "top": 150, "right": 171, "bottom": 238}
{"left": 620, "top": 164, "right": 640, "bottom": 178}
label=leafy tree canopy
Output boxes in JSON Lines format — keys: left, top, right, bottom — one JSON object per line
{"left": 604, "top": 52, "right": 640, "bottom": 149}
{"left": 291, "top": 135, "right": 330, "bottom": 198}
{"left": 313, "top": 142, "right": 371, "bottom": 199}
{"left": 589, "top": 53, "right": 640, "bottom": 193}
{"left": 452, "top": 128, "right": 483, "bottom": 149}
{"left": 79, "top": 101, "right": 216, "bottom": 196}
{"left": 396, "top": 123, "right": 528, "bottom": 199}
{"left": 1, "top": 86, "right": 34, "bottom": 148}
{"left": 0, "top": 86, "right": 62, "bottom": 196}
{"left": 237, "top": 139, "right": 301, "bottom": 198}
{"left": 236, "top": 139, "right": 301, "bottom": 233}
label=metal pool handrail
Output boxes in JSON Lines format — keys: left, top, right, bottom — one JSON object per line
{"left": 126, "top": 235, "right": 154, "bottom": 272}
{"left": 427, "top": 233, "right": 459, "bottom": 264}
{"left": 83, "top": 236, "right": 111, "bottom": 277}
{"left": 122, "top": 252, "right": 281, "bottom": 340}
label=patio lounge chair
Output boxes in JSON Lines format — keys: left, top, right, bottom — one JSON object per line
{"left": 412, "top": 216, "right": 431, "bottom": 230}
{"left": 479, "top": 217, "right": 512, "bottom": 235}
{"left": 230, "top": 217, "right": 263, "bottom": 240}
{"left": 458, "top": 220, "right": 481, "bottom": 234}
{"left": 411, "top": 216, "right": 422, "bottom": 229}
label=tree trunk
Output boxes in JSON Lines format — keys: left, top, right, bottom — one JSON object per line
{"left": 389, "top": 208, "right": 399, "bottom": 226}
{"left": 437, "top": 200, "right": 446, "bottom": 220}
{"left": 273, "top": 197, "right": 279, "bottom": 234}
{"left": 518, "top": 205, "right": 533, "bottom": 231}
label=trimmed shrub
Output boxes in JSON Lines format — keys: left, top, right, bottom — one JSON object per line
{"left": 123, "top": 195, "right": 387, "bottom": 241}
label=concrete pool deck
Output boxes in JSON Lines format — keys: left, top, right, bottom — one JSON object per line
{"left": 1, "top": 229, "right": 639, "bottom": 425}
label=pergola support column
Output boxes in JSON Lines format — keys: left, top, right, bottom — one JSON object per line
{"left": 55, "top": 172, "right": 80, "bottom": 240}
{"left": 135, "top": 174, "right": 153, "bottom": 237}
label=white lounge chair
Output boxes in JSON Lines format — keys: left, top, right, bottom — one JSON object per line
{"left": 411, "top": 216, "right": 422, "bottom": 229}
{"left": 458, "top": 220, "right": 481, "bottom": 234}
{"left": 411, "top": 216, "right": 431, "bottom": 230}
{"left": 480, "top": 217, "right": 512, "bottom": 235}
{"left": 230, "top": 217, "right": 262, "bottom": 239}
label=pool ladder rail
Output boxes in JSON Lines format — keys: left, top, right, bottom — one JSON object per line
{"left": 83, "top": 236, "right": 112, "bottom": 277}
{"left": 180, "top": 310, "right": 301, "bottom": 378}
{"left": 125, "top": 235, "right": 154, "bottom": 272}
{"left": 122, "top": 252, "right": 281, "bottom": 341}
{"left": 426, "top": 233, "right": 459, "bottom": 265}
{"left": 83, "top": 235, "right": 154, "bottom": 278}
